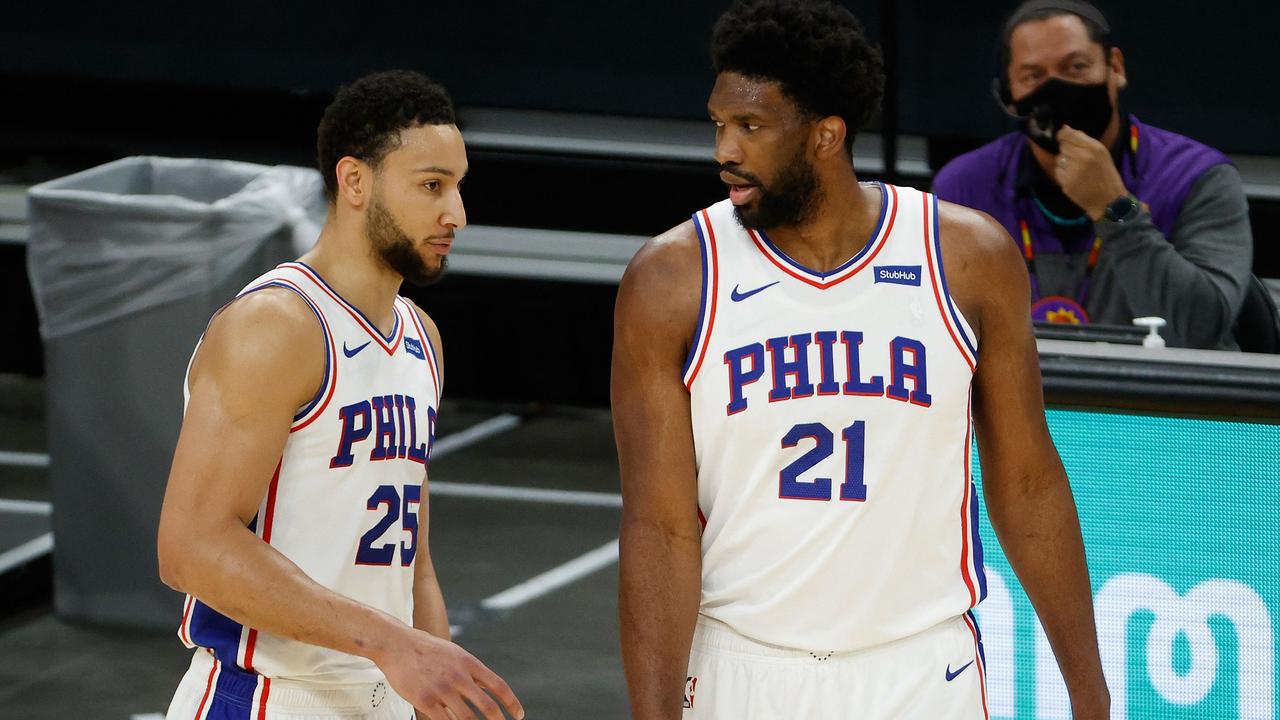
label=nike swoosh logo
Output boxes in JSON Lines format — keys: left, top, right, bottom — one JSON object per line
{"left": 945, "top": 660, "right": 975, "bottom": 682}
{"left": 343, "top": 340, "right": 372, "bottom": 358}
{"left": 730, "top": 281, "right": 779, "bottom": 302}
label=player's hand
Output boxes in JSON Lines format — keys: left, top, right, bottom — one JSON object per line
{"left": 1053, "top": 125, "right": 1129, "bottom": 221}
{"left": 376, "top": 627, "right": 524, "bottom": 720}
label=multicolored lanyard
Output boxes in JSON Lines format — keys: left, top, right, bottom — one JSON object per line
{"left": 1018, "top": 219, "right": 1101, "bottom": 307}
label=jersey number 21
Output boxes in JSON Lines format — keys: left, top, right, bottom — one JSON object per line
{"left": 779, "top": 421, "right": 866, "bottom": 501}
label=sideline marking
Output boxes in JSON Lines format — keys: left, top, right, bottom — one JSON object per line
{"left": 0, "top": 532, "right": 53, "bottom": 574}
{"left": 431, "top": 413, "right": 522, "bottom": 459}
{"left": 481, "top": 539, "right": 619, "bottom": 611}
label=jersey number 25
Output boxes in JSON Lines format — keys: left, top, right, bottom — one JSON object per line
{"left": 355, "top": 484, "right": 421, "bottom": 566}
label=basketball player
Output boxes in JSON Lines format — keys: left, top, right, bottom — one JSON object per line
{"left": 156, "top": 71, "right": 524, "bottom": 720}
{"left": 612, "top": 2, "right": 1109, "bottom": 718}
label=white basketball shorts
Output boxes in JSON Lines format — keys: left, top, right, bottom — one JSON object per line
{"left": 166, "top": 649, "right": 414, "bottom": 720}
{"left": 683, "top": 612, "right": 990, "bottom": 719}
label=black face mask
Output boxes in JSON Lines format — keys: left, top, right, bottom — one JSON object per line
{"left": 1010, "top": 77, "right": 1112, "bottom": 154}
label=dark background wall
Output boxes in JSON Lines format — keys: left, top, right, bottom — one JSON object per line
{"left": 3, "top": 1, "right": 1278, "bottom": 400}
{"left": 3, "top": 1, "right": 1276, "bottom": 154}
{"left": 896, "top": 1, "right": 1280, "bottom": 155}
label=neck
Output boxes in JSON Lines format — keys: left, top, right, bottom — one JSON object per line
{"left": 298, "top": 209, "right": 403, "bottom": 334}
{"left": 763, "top": 168, "right": 880, "bottom": 273}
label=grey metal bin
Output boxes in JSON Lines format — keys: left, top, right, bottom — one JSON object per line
{"left": 26, "top": 156, "right": 325, "bottom": 627}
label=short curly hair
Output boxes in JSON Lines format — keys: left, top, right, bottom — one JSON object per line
{"left": 316, "top": 70, "right": 456, "bottom": 203}
{"left": 711, "top": 0, "right": 884, "bottom": 155}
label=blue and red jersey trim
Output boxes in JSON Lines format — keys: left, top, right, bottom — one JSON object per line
{"left": 178, "top": 462, "right": 283, "bottom": 680}
{"left": 962, "top": 611, "right": 991, "bottom": 720}
{"left": 682, "top": 208, "right": 720, "bottom": 389}
{"left": 956, "top": 400, "right": 987, "bottom": 608}
{"left": 190, "top": 649, "right": 273, "bottom": 720}
{"left": 233, "top": 278, "right": 338, "bottom": 432}
{"left": 745, "top": 182, "right": 898, "bottom": 290}
{"left": 283, "top": 262, "right": 404, "bottom": 356}
{"left": 402, "top": 298, "right": 443, "bottom": 407}
{"left": 922, "top": 193, "right": 978, "bottom": 371}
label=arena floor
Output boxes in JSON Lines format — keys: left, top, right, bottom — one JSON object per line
{"left": 0, "top": 375, "right": 629, "bottom": 719}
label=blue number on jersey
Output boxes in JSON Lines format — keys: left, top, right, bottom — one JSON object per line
{"left": 400, "top": 484, "right": 420, "bottom": 566}
{"left": 839, "top": 421, "right": 867, "bottom": 501}
{"left": 779, "top": 423, "right": 834, "bottom": 499}
{"left": 355, "top": 484, "right": 421, "bottom": 566}
{"left": 779, "top": 420, "right": 867, "bottom": 502}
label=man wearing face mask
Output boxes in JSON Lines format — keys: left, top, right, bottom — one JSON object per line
{"left": 933, "top": 0, "right": 1253, "bottom": 349}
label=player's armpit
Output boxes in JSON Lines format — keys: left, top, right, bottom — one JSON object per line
{"left": 613, "top": 222, "right": 705, "bottom": 720}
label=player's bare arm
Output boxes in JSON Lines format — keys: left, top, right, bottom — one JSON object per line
{"left": 613, "top": 221, "right": 705, "bottom": 720}
{"left": 157, "top": 291, "right": 520, "bottom": 720}
{"left": 938, "top": 201, "right": 1111, "bottom": 719}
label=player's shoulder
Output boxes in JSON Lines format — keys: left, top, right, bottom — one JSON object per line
{"left": 210, "top": 285, "right": 323, "bottom": 347}
{"left": 621, "top": 220, "right": 702, "bottom": 291}
{"left": 935, "top": 199, "right": 1022, "bottom": 273}
{"left": 191, "top": 286, "right": 325, "bottom": 400}
{"left": 933, "top": 199, "right": 1029, "bottom": 339}
{"left": 615, "top": 219, "right": 704, "bottom": 342}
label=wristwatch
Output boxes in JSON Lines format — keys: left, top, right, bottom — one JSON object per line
{"left": 1102, "top": 194, "right": 1141, "bottom": 224}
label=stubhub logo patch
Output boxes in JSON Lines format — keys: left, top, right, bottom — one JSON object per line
{"left": 404, "top": 337, "right": 426, "bottom": 360}
{"left": 874, "top": 265, "right": 922, "bottom": 286}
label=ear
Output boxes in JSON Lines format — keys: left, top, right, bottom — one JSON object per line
{"left": 334, "top": 156, "right": 370, "bottom": 209}
{"left": 1110, "top": 46, "right": 1127, "bottom": 90}
{"left": 814, "top": 116, "right": 848, "bottom": 159}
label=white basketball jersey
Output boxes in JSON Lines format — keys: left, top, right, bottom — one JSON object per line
{"left": 685, "top": 183, "right": 987, "bottom": 652}
{"left": 177, "top": 261, "right": 441, "bottom": 684}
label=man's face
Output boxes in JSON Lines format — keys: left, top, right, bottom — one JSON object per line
{"left": 1006, "top": 14, "right": 1120, "bottom": 107}
{"left": 366, "top": 124, "right": 468, "bottom": 287}
{"left": 708, "top": 72, "right": 821, "bottom": 230}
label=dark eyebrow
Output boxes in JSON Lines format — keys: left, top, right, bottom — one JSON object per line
{"left": 413, "top": 166, "right": 457, "bottom": 176}
{"left": 1061, "top": 50, "right": 1095, "bottom": 63}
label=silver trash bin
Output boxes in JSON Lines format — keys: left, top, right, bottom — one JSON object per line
{"left": 26, "top": 156, "right": 325, "bottom": 627}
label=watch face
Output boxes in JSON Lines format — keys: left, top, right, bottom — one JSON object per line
{"left": 1107, "top": 195, "right": 1139, "bottom": 223}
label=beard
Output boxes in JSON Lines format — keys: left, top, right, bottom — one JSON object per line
{"left": 730, "top": 144, "right": 822, "bottom": 231}
{"left": 366, "top": 198, "right": 445, "bottom": 288}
